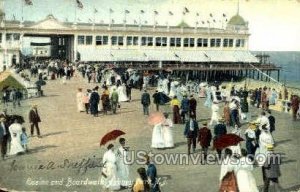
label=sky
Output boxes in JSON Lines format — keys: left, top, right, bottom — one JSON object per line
{"left": 2, "top": 0, "right": 300, "bottom": 51}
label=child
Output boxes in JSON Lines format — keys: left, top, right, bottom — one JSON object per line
{"left": 20, "top": 127, "right": 28, "bottom": 152}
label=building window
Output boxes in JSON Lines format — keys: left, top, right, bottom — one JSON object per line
{"left": 190, "top": 38, "right": 195, "bottom": 47}
{"left": 223, "top": 39, "right": 229, "bottom": 47}
{"left": 170, "top": 38, "right": 175, "bottom": 47}
{"left": 0, "top": 33, "right": 2, "bottom": 43}
{"left": 6, "top": 33, "right": 12, "bottom": 41}
{"left": 111, "top": 36, "right": 117, "bottom": 45}
{"left": 203, "top": 38, "right": 208, "bottom": 47}
{"left": 183, "top": 38, "right": 189, "bottom": 47}
{"left": 155, "top": 37, "right": 161, "bottom": 46}
{"left": 141, "top": 37, "right": 147, "bottom": 46}
{"left": 236, "top": 39, "right": 245, "bottom": 47}
{"left": 147, "top": 37, "right": 153, "bottom": 46}
{"left": 240, "top": 39, "right": 245, "bottom": 47}
{"left": 86, "top": 36, "right": 93, "bottom": 45}
{"left": 96, "top": 36, "right": 103, "bottom": 45}
{"left": 176, "top": 38, "right": 181, "bottom": 47}
{"left": 133, "top": 36, "right": 139, "bottom": 45}
{"left": 229, "top": 39, "right": 234, "bottom": 47}
{"left": 13, "top": 33, "right": 20, "bottom": 41}
{"left": 210, "top": 39, "right": 216, "bottom": 47}
{"left": 118, "top": 36, "right": 124, "bottom": 46}
{"left": 103, "top": 36, "right": 108, "bottom": 45}
{"left": 162, "top": 37, "right": 167, "bottom": 47}
{"left": 78, "top": 35, "right": 85, "bottom": 45}
{"left": 127, "top": 36, "right": 133, "bottom": 45}
{"left": 197, "top": 38, "right": 203, "bottom": 47}
{"left": 216, "top": 38, "right": 221, "bottom": 47}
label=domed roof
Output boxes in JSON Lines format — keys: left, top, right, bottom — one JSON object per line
{"left": 177, "top": 20, "right": 190, "bottom": 28}
{"left": 228, "top": 14, "right": 246, "bottom": 26}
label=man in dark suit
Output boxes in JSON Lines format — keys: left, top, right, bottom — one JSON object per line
{"left": 189, "top": 95, "right": 197, "bottom": 119}
{"left": 141, "top": 89, "right": 151, "bottom": 115}
{"left": 0, "top": 117, "right": 8, "bottom": 160}
{"left": 29, "top": 104, "right": 42, "bottom": 138}
{"left": 89, "top": 86, "right": 100, "bottom": 117}
{"left": 214, "top": 118, "right": 227, "bottom": 158}
{"left": 184, "top": 116, "right": 199, "bottom": 155}
{"left": 263, "top": 145, "right": 282, "bottom": 192}
{"left": 152, "top": 90, "right": 160, "bottom": 112}
{"left": 267, "top": 110, "right": 275, "bottom": 133}
{"left": 198, "top": 122, "right": 212, "bottom": 162}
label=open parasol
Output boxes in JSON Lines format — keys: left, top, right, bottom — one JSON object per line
{"left": 213, "top": 134, "right": 244, "bottom": 150}
{"left": 148, "top": 112, "right": 166, "bottom": 126}
{"left": 100, "top": 129, "right": 126, "bottom": 146}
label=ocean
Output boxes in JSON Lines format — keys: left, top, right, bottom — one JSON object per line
{"left": 251, "top": 51, "right": 300, "bottom": 89}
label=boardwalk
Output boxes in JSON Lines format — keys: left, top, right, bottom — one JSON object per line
{"left": 0, "top": 71, "right": 299, "bottom": 192}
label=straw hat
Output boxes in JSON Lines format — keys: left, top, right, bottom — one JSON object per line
{"left": 266, "top": 144, "right": 274, "bottom": 151}
{"left": 249, "top": 124, "right": 256, "bottom": 130}
{"left": 0, "top": 117, "right": 6, "bottom": 122}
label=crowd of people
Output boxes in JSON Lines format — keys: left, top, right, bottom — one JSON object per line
{"left": 2, "top": 60, "right": 300, "bottom": 192}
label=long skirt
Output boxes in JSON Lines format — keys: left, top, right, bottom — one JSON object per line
{"left": 163, "top": 126, "right": 174, "bottom": 148}
{"left": 173, "top": 105, "right": 181, "bottom": 124}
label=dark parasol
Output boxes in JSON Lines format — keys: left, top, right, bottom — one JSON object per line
{"left": 213, "top": 134, "right": 244, "bottom": 150}
{"left": 100, "top": 129, "right": 126, "bottom": 146}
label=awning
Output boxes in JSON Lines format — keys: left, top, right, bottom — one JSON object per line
{"left": 78, "top": 48, "right": 259, "bottom": 63}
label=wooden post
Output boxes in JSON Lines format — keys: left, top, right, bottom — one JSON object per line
{"left": 277, "top": 70, "right": 280, "bottom": 82}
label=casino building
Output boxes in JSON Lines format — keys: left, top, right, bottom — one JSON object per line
{"left": 0, "top": 6, "right": 280, "bottom": 81}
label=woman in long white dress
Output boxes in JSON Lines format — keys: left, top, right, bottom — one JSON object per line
{"left": 117, "top": 83, "right": 129, "bottom": 102}
{"left": 162, "top": 113, "right": 174, "bottom": 148}
{"left": 100, "top": 144, "right": 121, "bottom": 191}
{"left": 76, "top": 88, "right": 85, "bottom": 112}
{"left": 255, "top": 125, "right": 274, "bottom": 166}
{"left": 209, "top": 102, "right": 220, "bottom": 127}
{"left": 236, "top": 149, "right": 259, "bottom": 192}
{"left": 9, "top": 120, "right": 25, "bottom": 155}
{"left": 116, "top": 138, "right": 131, "bottom": 187}
{"left": 151, "top": 123, "right": 165, "bottom": 149}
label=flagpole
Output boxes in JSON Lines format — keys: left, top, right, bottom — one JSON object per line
{"left": 109, "top": 9, "right": 111, "bottom": 27}
{"left": 21, "top": 0, "right": 24, "bottom": 24}
{"left": 74, "top": 1, "right": 77, "bottom": 24}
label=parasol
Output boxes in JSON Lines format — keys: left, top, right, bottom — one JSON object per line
{"left": 100, "top": 129, "right": 126, "bottom": 146}
{"left": 213, "top": 134, "right": 244, "bottom": 150}
{"left": 148, "top": 112, "right": 166, "bottom": 126}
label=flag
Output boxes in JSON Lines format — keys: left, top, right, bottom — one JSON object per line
{"left": 169, "top": 11, "right": 173, "bottom": 16}
{"left": 196, "top": 12, "right": 199, "bottom": 16}
{"left": 140, "top": 10, "right": 144, "bottom": 14}
{"left": 111, "top": 19, "right": 115, "bottom": 23}
{"left": 154, "top": 10, "right": 158, "bottom": 15}
{"left": 201, "top": 21, "right": 205, "bottom": 24}
{"left": 94, "top": 8, "right": 98, "bottom": 13}
{"left": 76, "top": 0, "right": 83, "bottom": 9}
{"left": 213, "top": 19, "right": 216, "bottom": 23}
{"left": 77, "top": 18, "right": 81, "bottom": 22}
{"left": 223, "top": 13, "right": 226, "bottom": 17}
{"left": 12, "top": 14, "right": 16, "bottom": 20}
{"left": 196, "top": 21, "right": 199, "bottom": 25}
{"left": 88, "top": 18, "right": 93, "bottom": 23}
{"left": 134, "top": 20, "right": 137, "bottom": 24}
{"left": 144, "top": 20, "right": 148, "bottom": 24}
{"left": 109, "top": 8, "right": 114, "bottom": 13}
{"left": 184, "top": 7, "right": 189, "bottom": 13}
{"left": 125, "top": 10, "right": 130, "bottom": 14}
{"left": 155, "top": 21, "right": 158, "bottom": 25}
{"left": 209, "top": 13, "right": 213, "bottom": 17}
{"left": 24, "top": 0, "right": 33, "bottom": 5}
{"left": 207, "top": 20, "right": 210, "bottom": 24}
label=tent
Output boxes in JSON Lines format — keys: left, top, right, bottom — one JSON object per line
{"left": 0, "top": 71, "right": 26, "bottom": 91}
